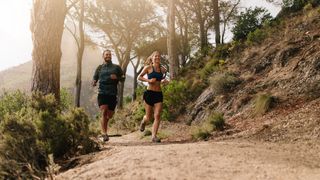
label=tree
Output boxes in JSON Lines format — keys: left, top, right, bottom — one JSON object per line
{"left": 65, "top": 0, "right": 85, "bottom": 107}
{"left": 86, "top": 0, "right": 159, "bottom": 108}
{"left": 232, "top": 7, "right": 272, "bottom": 41}
{"left": 213, "top": 0, "right": 221, "bottom": 45}
{"left": 167, "top": 0, "right": 179, "bottom": 79}
{"left": 30, "top": 0, "right": 67, "bottom": 101}
{"left": 219, "top": 0, "right": 240, "bottom": 44}
{"left": 130, "top": 56, "right": 143, "bottom": 101}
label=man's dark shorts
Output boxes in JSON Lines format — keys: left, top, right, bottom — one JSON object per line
{"left": 143, "top": 90, "right": 163, "bottom": 106}
{"left": 97, "top": 94, "right": 117, "bottom": 111}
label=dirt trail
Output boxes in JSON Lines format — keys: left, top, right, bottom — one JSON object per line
{"left": 56, "top": 133, "right": 320, "bottom": 180}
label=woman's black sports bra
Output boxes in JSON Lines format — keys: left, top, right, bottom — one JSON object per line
{"left": 147, "top": 66, "right": 163, "bottom": 81}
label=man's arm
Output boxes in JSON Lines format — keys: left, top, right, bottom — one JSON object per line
{"left": 92, "top": 65, "right": 101, "bottom": 86}
{"left": 118, "top": 66, "right": 125, "bottom": 82}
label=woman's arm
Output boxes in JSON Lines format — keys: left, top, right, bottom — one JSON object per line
{"left": 160, "top": 66, "right": 169, "bottom": 85}
{"left": 138, "top": 66, "right": 153, "bottom": 83}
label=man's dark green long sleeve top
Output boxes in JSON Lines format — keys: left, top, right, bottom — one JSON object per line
{"left": 93, "top": 62, "right": 124, "bottom": 96}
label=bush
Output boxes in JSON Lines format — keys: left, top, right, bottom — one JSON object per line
{"left": 0, "top": 92, "right": 98, "bottom": 179}
{"left": 0, "top": 90, "right": 29, "bottom": 121}
{"left": 192, "top": 128, "right": 211, "bottom": 140}
{"left": 210, "top": 73, "right": 241, "bottom": 95}
{"left": 162, "top": 80, "right": 189, "bottom": 120}
{"left": 0, "top": 114, "right": 47, "bottom": 179}
{"left": 198, "top": 59, "right": 220, "bottom": 80}
{"left": 253, "top": 94, "right": 275, "bottom": 116}
{"left": 208, "top": 112, "right": 225, "bottom": 131}
{"left": 246, "top": 29, "right": 268, "bottom": 46}
{"left": 214, "top": 44, "right": 232, "bottom": 59}
{"left": 232, "top": 7, "right": 272, "bottom": 41}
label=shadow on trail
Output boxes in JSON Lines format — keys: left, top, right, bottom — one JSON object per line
{"left": 102, "top": 139, "right": 194, "bottom": 148}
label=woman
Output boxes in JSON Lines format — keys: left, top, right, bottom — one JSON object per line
{"left": 138, "top": 51, "right": 168, "bottom": 143}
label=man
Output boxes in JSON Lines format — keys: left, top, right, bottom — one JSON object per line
{"left": 92, "top": 49, "right": 125, "bottom": 142}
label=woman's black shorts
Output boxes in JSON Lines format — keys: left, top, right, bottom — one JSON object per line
{"left": 143, "top": 90, "right": 163, "bottom": 106}
{"left": 97, "top": 94, "right": 117, "bottom": 111}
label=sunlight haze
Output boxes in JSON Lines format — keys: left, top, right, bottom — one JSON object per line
{"left": 0, "top": 0, "right": 280, "bottom": 72}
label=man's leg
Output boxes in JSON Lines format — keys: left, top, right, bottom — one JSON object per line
{"left": 100, "top": 105, "right": 110, "bottom": 135}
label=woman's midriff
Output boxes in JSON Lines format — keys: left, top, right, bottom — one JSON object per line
{"left": 147, "top": 81, "right": 162, "bottom": 92}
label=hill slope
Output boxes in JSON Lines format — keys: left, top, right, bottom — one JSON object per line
{"left": 0, "top": 29, "right": 134, "bottom": 117}
{"left": 185, "top": 8, "right": 320, "bottom": 142}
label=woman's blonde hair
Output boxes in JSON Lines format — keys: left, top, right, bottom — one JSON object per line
{"left": 144, "top": 51, "right": 160, "bottom": 66}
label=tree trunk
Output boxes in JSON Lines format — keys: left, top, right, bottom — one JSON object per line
{"left": 75, "top": 0, "right": 85, "bottom": 107}
{"left": 167, "top": 0, "right": 178, "bottom": 80}
{"left": 213, "top": 0, "right": 221, "bottom": 45}
{"left": 30, "top": 0, "right": 67, "bottom": 101}
{"left": 117, "top": 47, "right": 131, "bottom": 109}
{"left": 132, "top": 57, "right": 142, "bottom": 102}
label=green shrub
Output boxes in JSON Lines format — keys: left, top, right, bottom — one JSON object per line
{"left": 143, "top": 129, "right": 152, "bottom": 137}
{"left": 246, "top": 29, "right": 268, "bottom": 46}
{"left": 208, "top": 112, "right": 225, "bottom": 131}
{"left": 0, "top": 92, "right": 98, "bottom": 179}
{"left": 124, "top": 95, "right": 132, "bottom": 105}
{"left": 192, "top": 128, "right": 211, "bottom": 140}
{"left": 253, "top": 94, "right": 275, "bottom": 115}
{"left": 282, "top": 0, "right": 308, "bottom": 12}
{"left": 214, "top": 44, "right": 232, "bottom": 59}
{"left": 210, "top": 73, "right": 241, "bottom": 94}
{"left": 198, "top": 59, "right": 220, "bottom": 80}
{"left": 232, "top": 7, "right": 272, "bottom": 41}
{"left": 63, "top": 108, "right": 98, "bottom": 155}
{"left": 0, "top": 114, "right": 47, "bottom": 179}
{"left": 0, "top": 90, "right": 29, "bottom": 120}
{"left": 162, "top": 80, "right": 189, "bottom": 120}
{"left": 60, "top": 88, "right": 73, "bottom": 110}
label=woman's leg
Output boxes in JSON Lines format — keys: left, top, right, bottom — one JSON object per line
{"left": 140, "top": 101, "right": 153, "bottom": 132}
{"left": 152, "top": 102, "right": 162, "bottom": 139}
{"left": 143, "top": 101, "right": 153, "bottom": 123}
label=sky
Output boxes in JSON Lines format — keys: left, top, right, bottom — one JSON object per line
{"left": 0, "top": 0, "right": 281, "bottom": 72}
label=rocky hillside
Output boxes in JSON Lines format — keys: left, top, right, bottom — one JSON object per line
{"left": 186, "top": 8, "right": 320, "bottom": 142}
{"left": 0, "top": 29, "right": 134, "bottom": 117}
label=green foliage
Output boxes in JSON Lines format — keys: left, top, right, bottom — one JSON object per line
{"left": 0, "top": 91, "right": 98, "bottom": 179}
{"left": 246, "top": 29, "right": 268, "bottom": 46}
{"left": 60, "top": 88, "right": 73, "bottom": 110}
{"left": 63, "top": 108, "right": 98, "bottom": 155}
{"left": 232, "top": 7, "right": 272, "bottom": 41}
{"left": 198, "top": 59, "right": 220, "bottom": 80}
{"left": 143, "top": 129, "right": 152, "bottom": 137}
{"left": 192, "top": 128, "right": 211, "bottom": 140}
{"left": 281, "top": 0, "right": 320, "bottom": 13}
{"left": 124, "top": 95, "right": 132, "bottom": 105}
{"left": 0, "top": 114, "right": 47, "bottom": 179}
{"left": 208, "top": 112, "right": 225, "bottom": 131}
{"left": 162, "top": 80, "right": 189, "bottom": 121}
{"left": 214, "top": 44, "right": 232, "bottom": 59}
{"left": 253, "top": 94, "right": 275, "bottom": 116}
{"left": 0, "top": 90, "right": 29, "bottom": 121}
{"left": 210, "top": 73, "right": 241, "bottom": 95}
{"left": 132, "top": 104, "right": 145, "bottom": 122}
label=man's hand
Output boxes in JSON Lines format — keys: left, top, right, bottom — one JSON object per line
{"left": 92, "top": 80, "right": 97, "bottom": 87}
{"left": 110, "top": 74, "right": 118, "bottom": 80}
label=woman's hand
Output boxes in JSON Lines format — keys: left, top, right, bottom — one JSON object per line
{"left": 148, "top": 78, "right": 157, "bottom": 84}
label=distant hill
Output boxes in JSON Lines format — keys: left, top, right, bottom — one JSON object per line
{"left": 0, "top": 29, "right": 134, "bottom": 117}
